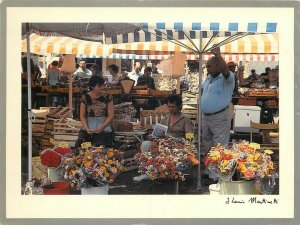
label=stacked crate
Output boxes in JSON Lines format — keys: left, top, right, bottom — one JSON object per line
{"left": 43, "top": 119, "right": 82, "bottom": 148}
{"left": 31, "top": 109, "right": 48, "bottom": 155}
{"left": 42, "top": 107, "right": 81, "bottom": 149}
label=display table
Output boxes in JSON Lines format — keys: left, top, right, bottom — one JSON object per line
{"left": 114, "top": 130, "right": 146, "bottom": 143}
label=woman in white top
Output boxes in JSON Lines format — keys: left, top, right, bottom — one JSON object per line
{"left": 107, "top": 64, "right": 121, "bottom": 86}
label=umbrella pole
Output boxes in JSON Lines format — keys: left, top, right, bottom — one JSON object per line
{"left": 68, "top": 73, "right": 73, "bottom": 117}
{"left": 196, "top": 33, "right": 203, "bottom": 190}
{"left": 26, "top": 23, "right": 33, "bottom": 182}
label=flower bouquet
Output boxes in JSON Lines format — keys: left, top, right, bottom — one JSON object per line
{"left": 135, "top": 137, "right": 199, "bottom": 181}
{"left": 205, "top": 141, "right": 275, "bottom": 181}
{"left": 40, "top": 146, "right": 72, "bottom": 181}
{"left": 62, "top": 146, "right": 125, "bottom": 190}
{"left": 40, "top": 146, "right": 72, "bottom": 168}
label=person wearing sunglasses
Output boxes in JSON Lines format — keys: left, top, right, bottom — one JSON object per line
{"left": 201, "top": 47, "right": 235, "bottom": 171}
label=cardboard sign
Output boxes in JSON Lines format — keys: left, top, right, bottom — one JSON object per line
{"left": 49, "top": 138, "right": 56, "bottom": 145}
{"left": 59, "top": 141, "right": 69, "bottom": 147}
{"left": 185, "top": 133, "right": 194, "bottom": 140}
{"left": 81, "top": 142, "right": 92, "bottom": 149}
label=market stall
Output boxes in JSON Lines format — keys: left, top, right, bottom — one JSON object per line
{"left": 22, "top": 22, "right": 280, "bottom": 196}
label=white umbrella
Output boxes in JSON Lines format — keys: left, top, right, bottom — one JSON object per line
{"left": 106, "top": 22, "right": 278, "bottom": 190}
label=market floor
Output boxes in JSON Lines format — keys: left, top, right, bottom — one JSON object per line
{"left": 108, "top": 166, "right": 211, "bottom": 195}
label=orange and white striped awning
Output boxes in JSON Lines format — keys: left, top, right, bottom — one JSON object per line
{"left": 22, "top": 33, "right": 113, "bottom": 56}
{"left": 147, "top": 54, "right": 278, "bottom": 62}
{"left": 113, "top": 33, "right": 278, "bottom": 55}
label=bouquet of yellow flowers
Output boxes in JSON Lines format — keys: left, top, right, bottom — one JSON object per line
{"left": 62, "top": 146, "right": 125, "bottom": 189}
{"left": 205, "top": 141, "right": 274, "bottom": 181}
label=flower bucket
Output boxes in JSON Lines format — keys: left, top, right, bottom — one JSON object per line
{"left": 209, "top": 184, "right": 220, "bottom": 195}
{"left": 81, "top": 185, "right": 109, "bottom": 195}
{"left": 43, "top": 182, "right": 70, "bottom": 195}
{"left": 219, "top": 179, "right": 255, "bottom": 195}
{"left": 47, "top": 167, "right": 63, "bottom": 181}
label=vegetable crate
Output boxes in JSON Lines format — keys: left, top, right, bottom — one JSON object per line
{"left": 42, "top": 118, "right": 82, "bottom": 148}
{"left": 46, "top": 107, "right": 73, "bottom": 119}
{"left": 32, "top": 109, "right": 48, "bottom": 137}
{"left": 182, "top": 105, "right": 198, "bottom": 121}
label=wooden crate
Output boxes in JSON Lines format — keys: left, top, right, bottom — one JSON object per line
{"left": 149, "top": 89, "right": 171, "bottom": 97}
{"left": 123, "top": 157, "right": 138, "bottom": 172}
{"left": 140, "top": 109, "right": 169, "bottom": 128}
{"left": 42, "top": 118, "right": 81, "bottom": 148}
{"left": 182, "top": 105, "right": 198, "bottom": 121}
{"left": 32, "top": 109, "right": 48, "bottom": 137}
{"left": 46, "top": 107, "right": 72, "bottom": 119}
{"left": 238, "top": 98, "right": 257, "bottom": 106}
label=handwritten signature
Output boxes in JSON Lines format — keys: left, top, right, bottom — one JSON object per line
{"left": 225, "top": 197, "right": 279, "bottom": 204}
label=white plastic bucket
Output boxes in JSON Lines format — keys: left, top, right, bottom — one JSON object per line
{"left": 209, "top": 184, "right": 220, "bottom": 195}
{"left": 81, "top": 185, "right": 109, "bottom": 195}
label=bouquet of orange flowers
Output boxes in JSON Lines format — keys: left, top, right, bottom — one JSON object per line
{"left": 62, "top": 146, "right": 125, "bottom": 189}
{"left": 205, "top": 141, "right": 274, "bottom": 181}
{"left": 135, "top": 138, "right": 199, "bottom": 181}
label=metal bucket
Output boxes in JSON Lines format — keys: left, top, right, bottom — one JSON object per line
{"left": 81, "top": 185, "right": 109, "bottom": 195}
{"left": 47, "top": 167, "right": 63, "bottom": 182}
{"left": 219, "top": 179, "right": 255, "bottom": 195}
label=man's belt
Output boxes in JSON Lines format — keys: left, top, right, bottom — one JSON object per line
{"left": 203, "top": 106, "right": 229, "bottom": 116}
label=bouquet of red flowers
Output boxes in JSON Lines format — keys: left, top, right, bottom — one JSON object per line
{"left": 40, "top": 146, "right": 72, "bottom": 168}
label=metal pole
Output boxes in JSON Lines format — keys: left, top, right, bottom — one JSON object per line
{"left": 26, "top": 23, "right": 33, "bottom": 181}
{"left": 196, "top": 32, "right": 203, "bottom": 190}
{"left": 68, "top": 73, "right": 73, "bottom": 115}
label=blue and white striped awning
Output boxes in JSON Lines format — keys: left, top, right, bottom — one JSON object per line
{"left": 141, "top": 22, "right": 277, "bottom": 33}
{"left": 106, "top": 29, "right": 240, "bottom": 44}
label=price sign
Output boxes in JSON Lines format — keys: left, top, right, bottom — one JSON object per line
{"left": 249, "top": 142, "right": 260, "bottom": 150}
{"left": 81, "top": 142, "right": 92, "bottom": 149}
{"left": 59, "top": 141, "right": 69, "bottom": 147}
{"left": 185, "top": 133, "right": 194, "bottom": 140}
{"left": 49, "top": 138, "right": 56, "bottom": 146}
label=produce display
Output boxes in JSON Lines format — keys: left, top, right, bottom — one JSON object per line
{"left": 134, "top": 138, "right": 199, "bottom": 181}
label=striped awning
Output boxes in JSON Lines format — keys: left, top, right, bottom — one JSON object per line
{"left": 141, "top": 22, "right": 277, "bottom": 33}
{"left": 106, "top": 30, "right": 239, "bottom": 44}
{"left": 76, "top": 53, "right": 277, "bottom": 62}
{"left": 77, "top": 53, "right": 148, "bottom": 60}
{"left": 22, "top": 33, "right": 113, "bottom": 56}
{"left": 112, "top": 33, "right": 278, "bottom": 55}
{"left": 148, "top": 54, "right": 278, "bottom": 62}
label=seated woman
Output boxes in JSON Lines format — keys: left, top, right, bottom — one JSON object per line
{"left": 75, "top": 76, "right": 114, "bottom": 150}
{"left": 134, "top": 94, "right": 193, "bottom": 181}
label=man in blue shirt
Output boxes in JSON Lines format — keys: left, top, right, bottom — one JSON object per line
{"left": 201, "top": 47, "right": 235, "bottom": 156}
